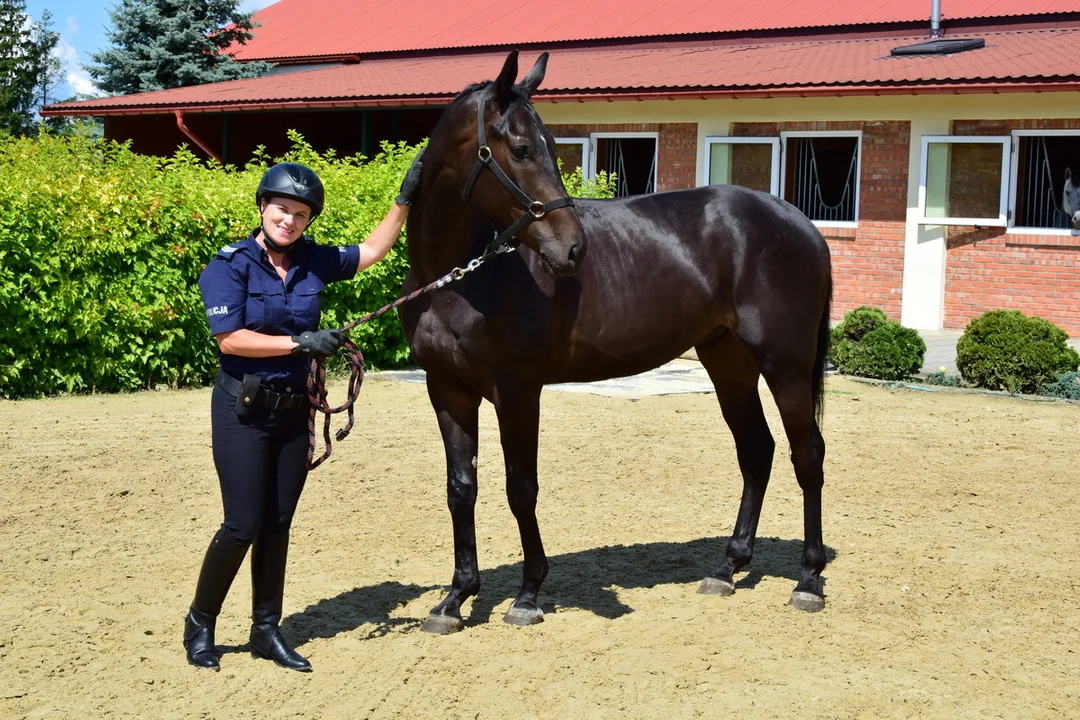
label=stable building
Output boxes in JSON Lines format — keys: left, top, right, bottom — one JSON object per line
{"left": 42, "top": 0, "right": 1080, "bottom": 334}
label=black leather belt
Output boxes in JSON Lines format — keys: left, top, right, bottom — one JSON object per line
{"left": 216, "top": 371, "right": 308, "bottom": 411}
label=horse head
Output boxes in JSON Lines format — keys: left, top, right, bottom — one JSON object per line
{"left": 1064, "top": 168, "right": 1080, "bottom": 229}
{"left": 421, "top": 51, "right": 587, "bottom": 277}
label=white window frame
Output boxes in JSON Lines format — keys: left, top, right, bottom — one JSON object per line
{"left": 554, "top": 137, "right": 591, "bottom": 179}
{"left": 590, "top": 132, "right": 659, "bottom": 194}
{"left": 1008, "top": 129, "right": 1080, "bottom": 235}
{"left": 703, "top": 137, "right": 781, "bottom": 196}
{"left": 917, "top": 135, "right": 1010, "bottom": 227}
{"left": 779, "top": 131, "right": 863, "bottom": 228}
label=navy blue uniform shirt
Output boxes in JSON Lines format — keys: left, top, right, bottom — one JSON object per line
{"left": 199, "top": 231, "right": 361, "bottom": 389}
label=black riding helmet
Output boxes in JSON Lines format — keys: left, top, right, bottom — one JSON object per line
{"left": 255, "top": 162, "right": 325, "bottom": 220}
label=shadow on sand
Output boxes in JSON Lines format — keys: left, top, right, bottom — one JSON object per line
{"left": 281, "top": 536, "right": 837, "bottom": 646}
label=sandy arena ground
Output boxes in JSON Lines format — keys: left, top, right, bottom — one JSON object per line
{"left": 1, "top": 374, "right": 1078, "bottom": 719}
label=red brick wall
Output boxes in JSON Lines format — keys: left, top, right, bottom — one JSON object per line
{"left": 945, "top": 120, "right": 1080, "bottom": 335}
{"left": 548, "top": 123, "right": 696, "bottom": 191}
{"left": 735, "top": 120, "right": 910, "bottom": 323}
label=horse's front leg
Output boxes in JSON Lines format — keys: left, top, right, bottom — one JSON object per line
{"left": 421, "top": 375, "right": 483, "bottom": 634}
{"left": 493, "top": 382, "right": 548, "bottom": 626}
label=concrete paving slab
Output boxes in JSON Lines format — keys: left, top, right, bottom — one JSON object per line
{"left": 377, "top": 359, "right": 717, "bottom": 399}
{"left": 375, "top": 330, "right": 1080, "bottom": 398}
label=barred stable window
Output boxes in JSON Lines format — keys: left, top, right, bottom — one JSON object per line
{"left": 780, "top": 132, "right": 861, "bottom": 225}
{"left": 1010, "top": 131, "right": 1080, "bottom": 231}
{"left": 591, "top": 133, "right": 658, "bottom": 196}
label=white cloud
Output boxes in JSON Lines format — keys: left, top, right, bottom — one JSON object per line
{"left": 67, "top": 68, "right": 99, "bottom": 97}
{"left": 53, "top": 23, "right": 105, "bottom": 99}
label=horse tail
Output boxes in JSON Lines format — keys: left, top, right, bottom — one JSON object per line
{"left": 812, "top": 273, "right": 832, "bottom": 428}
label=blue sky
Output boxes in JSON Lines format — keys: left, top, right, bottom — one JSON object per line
{"left": 25, "top": 0, "right": 278, "bottom": 100}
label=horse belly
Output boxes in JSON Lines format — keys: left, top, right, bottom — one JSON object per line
{"left": 556, "top": 273, "right": 723, "bottom": 383}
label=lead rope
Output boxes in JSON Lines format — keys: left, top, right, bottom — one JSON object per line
{"left": 303, "top": 238, "right": 517, "bottom": 469}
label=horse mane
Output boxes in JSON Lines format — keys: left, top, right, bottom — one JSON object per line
{"left": 429, "top": 79, "right": 532, "bottom": 143}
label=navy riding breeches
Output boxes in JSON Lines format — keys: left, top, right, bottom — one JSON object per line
{"left": 210, "top": 382, "right": 309, "bottom": 545}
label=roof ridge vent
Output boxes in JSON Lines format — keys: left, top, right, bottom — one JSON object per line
{"left": 890, "top": 37, "right": 985, "bottom": 57}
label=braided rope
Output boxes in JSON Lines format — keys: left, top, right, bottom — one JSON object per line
{"left": 302, "top": 269, "right": 460, "bottom": 469}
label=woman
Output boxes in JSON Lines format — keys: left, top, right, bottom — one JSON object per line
{"left": 184, "top": 154, "right": 423, "bottom": 672}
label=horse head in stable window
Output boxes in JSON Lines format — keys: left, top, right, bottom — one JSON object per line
{"left": 399, "top": 50, "right": 834, "bottom": 635}
{"left": 1063, "top": 168, "right": 1080, "bottom": 229}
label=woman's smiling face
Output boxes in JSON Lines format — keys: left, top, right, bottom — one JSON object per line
{"left": 259, "top": 196, "right": 312, "bottom": 249}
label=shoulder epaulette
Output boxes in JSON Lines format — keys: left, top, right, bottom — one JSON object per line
{"left": 215, "top": 242, "right": 247, "bottom": 261}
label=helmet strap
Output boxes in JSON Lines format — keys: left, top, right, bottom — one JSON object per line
{"left": 257, "top": 226, "right": 298, "bottom": 256}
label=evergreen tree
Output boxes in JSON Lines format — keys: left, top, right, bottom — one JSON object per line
{"left": 87, "top": 0, "right": 272, "bottom": 95}
{"left": 0, "top": 0, "right": 58, "bottom": 135}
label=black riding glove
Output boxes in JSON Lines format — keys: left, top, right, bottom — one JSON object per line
{"left": 291, "top": 329, "right": 342, "bottom": 356}
{"left": 395, "top": 147, "right": 425, "bottom": 206}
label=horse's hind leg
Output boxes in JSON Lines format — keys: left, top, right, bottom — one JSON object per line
{"left": 492, "top": 382, "right": 548, "bottom": 626}
{"left": 764, "top": 369, "right": 827, "bottom": 612}
{"left": 694, "top": 331, "right": 776, "bottom": 597}
{"left": 421, "top": 374, "right": 483, "bottom": 634}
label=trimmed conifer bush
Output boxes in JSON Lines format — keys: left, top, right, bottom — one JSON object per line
{"left": 829, "top": 306, "right": 926, "bottom": 381}
{"left": 956, "top": 310, "right": 1080, "bottom": 394}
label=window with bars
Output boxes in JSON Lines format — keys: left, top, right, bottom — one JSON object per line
{"left": 1012, "top": 133, "right": 1080, "bottom": 230}
{"left": 782, "top": 134, "right": 861, "bottom": 224}
{"left": 592, "top": 135, "right": 657, "bottom": 196}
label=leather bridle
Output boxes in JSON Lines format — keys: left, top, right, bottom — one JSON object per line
{"left": 460, "top": 87, "right": 575, "bottom": 252}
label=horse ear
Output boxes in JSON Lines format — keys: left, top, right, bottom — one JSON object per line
{"left": 520, "top": 53, "right": 549, "bottom": 97}
{"left": 1067, "top": 167, "right": 1073, "bottom": 183}
{"left": 494, "top": 50, "right": 519, "bottom": 113}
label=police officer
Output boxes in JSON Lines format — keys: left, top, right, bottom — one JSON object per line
{"left": 184, "top": 154, "right": 423, "bottom": 672}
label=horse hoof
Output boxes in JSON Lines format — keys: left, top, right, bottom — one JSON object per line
{"left": 697, "top": 577, "right": 736, "bottom": 596}
{"left": 788, "top": 591, "right": 825, "bottom": 613}
{"left": 502, "top": 604, "right": 544, "bottom": 627}
{"left": 421, "top": 614, "right": 463, "bottom": 635}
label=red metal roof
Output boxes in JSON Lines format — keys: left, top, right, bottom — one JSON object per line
{"left": 233, "top": 0, "right": 1080, "bottom": 61}
{"left": 43, "top": 28, "right": 1080, "bottom": 116}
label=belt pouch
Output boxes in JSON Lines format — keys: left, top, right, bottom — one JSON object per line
{"left": 235, "top": 373, "right": 262, "bottom": 418}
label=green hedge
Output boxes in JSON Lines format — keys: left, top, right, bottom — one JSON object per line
{"left": 0, "top": 132, "right": 615, "bottom": 399}
{"left": 829, "top": 306, "right": 926, "bottom": 381}
{"left": 956, "top": 310, "right": 1080, "bottom": 394}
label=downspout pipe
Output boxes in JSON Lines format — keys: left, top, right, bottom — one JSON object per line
{"left": 174, "top": 110, "right": 223, "bottom": 163}
{"left": 930, "top": 0, "right": 943, "bottom": 37}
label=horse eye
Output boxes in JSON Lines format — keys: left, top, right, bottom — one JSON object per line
{"left": 511, "top": 145, "right": 529, "bottom": 160}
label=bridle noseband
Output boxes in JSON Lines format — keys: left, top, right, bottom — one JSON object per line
{"left": 460, "top": 88, "right": 575, "bottom": 252}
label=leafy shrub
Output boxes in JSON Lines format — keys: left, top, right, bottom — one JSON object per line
{"left": 1039, "top": 371, "right": 1080, "bottom": 400}
{"left": 558, "top": 159, "right": 617, "bottom": 199}
{"left": 956, "top": 310, "right": 1080, "bottom": 394}
{"left": 829, "top": 306, "right": 926, "bottom": 381}
{"left": 0, "top": 131, "right": 614, "bottom": 398}
{"left": 921, "top": 371, "right": 966, "bottom": 388}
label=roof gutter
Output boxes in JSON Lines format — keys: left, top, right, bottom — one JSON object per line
{"left": 174, "top": 110, "right": 222, "bottom": 163}
{"left": 40, "top": 82, "right": 1080, "bottom": 117}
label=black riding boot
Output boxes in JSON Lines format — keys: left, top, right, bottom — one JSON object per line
{"left": 249, "top": 531, "right": 311, "bottom": 672}
{"left": 184, "top": 525, "right": 249, "bottom": 670}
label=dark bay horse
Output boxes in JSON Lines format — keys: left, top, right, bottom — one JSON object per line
{"left": 397, "top": 51, "right": 833, "bottom": 633}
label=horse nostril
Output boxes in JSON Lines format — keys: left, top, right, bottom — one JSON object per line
{"left": 567, "top": 243, "right": 581, "bottom": 265}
